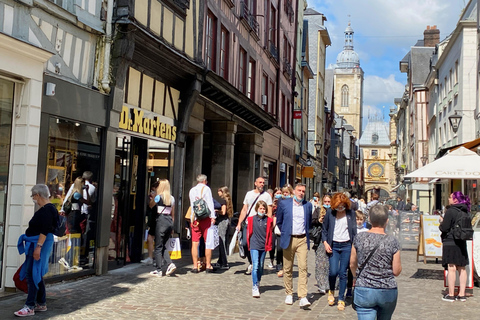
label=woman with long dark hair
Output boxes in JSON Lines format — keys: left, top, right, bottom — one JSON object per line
{"left": 216, "top": 186, "right": 234, "bottom": 269}
{"left": 439, "top": 191, "right": 470, "bottom": 302}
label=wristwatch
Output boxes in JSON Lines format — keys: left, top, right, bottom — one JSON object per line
{"left": 37, "top": 243, "right": 43, "bottom": 247}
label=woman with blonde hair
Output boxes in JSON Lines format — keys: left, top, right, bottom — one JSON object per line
{"left": 150, "top": 179, "right": 176, "bottom": 277}
{"left": 215, "top": 186, "right": 234, "bottom": 269}
{"left": 62, "top": 177, "right": 87, "bottom": 234}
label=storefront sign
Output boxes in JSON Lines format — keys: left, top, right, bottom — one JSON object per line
{"left": 293, "top": 110, "right": 302, "bottom": 119}
{"left": 119, "top": 105, "right": 177, "bottom": 141}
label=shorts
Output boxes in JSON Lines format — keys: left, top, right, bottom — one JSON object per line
{"left": 148, "top": 213, "right": 157, "bottom": 236}
{"left": 191, "top": 218, "right": 211, "bottom": 242}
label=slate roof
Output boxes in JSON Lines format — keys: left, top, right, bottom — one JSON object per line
{"left": 304, "top": 8, "right": 322, "bottom": 15}
{"left": 359, "top": 118, "right": 390, "bottom": 147}
{"left": 411, "top": 47, "right": 435, "bottom": 86}
{"left": 324, "top": 68, "right": 334, "bottom": 112}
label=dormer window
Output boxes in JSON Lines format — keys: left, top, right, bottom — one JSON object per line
{"left": 372, "top": 133, "right": 379, "bottom": 144}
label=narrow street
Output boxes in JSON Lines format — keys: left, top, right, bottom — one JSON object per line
{"left": 1, "top": 248, "right": 478, "bottom": 319}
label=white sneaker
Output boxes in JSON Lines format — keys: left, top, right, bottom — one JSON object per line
{"left": 285, "top": 294, "right": 293, "bottom": 305}
{"left": 141, "top": 257, "right": 153, "bottom": 265}
{"left": 149, "top": 270, "right": 163, "bottom": 277}
{"left": 299, "top": 297, "right": 311, "bottom": 307}
{"left": 166, "top": 263, "right": 177, "bottom": 276}
{"left": 245, "top": 264, "right": 252, "bottom": 275}
{"left": 252, "top": 285, "right": 260, "bottom": 298}
{"left": 318, "top": 288, "right": 326, "bottom": 294}
{"left": 267, "top": 262, "right": 275, "bottom": 269}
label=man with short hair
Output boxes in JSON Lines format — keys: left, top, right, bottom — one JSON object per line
{"left": 236, "top": 177, "right": 273, "bottom": 274}
{"left": 189, "top": 174, "right": 216, "bottom": 273}
{"left": 276, "top": 183, "right": 313, "bottom": 307}
{"left": 396, "top": 196, "right": 405, "bottom": 211}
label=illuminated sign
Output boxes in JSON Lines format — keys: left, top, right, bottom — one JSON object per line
{"left": 119, "top": 106, "right": 177, "bottom": 142}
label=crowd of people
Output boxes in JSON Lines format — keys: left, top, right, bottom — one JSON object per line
{"left": 15, "top": 174, "right": 472, "bottom": 319}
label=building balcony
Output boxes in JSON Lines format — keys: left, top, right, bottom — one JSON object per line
{"left": 269, "top": 42, "right": 279, "bottom": 62}
{"left": 283, "top": 58, "right": 292, "bottom": 79}
{"left": 240, "top": 1, "right": 260, "bottom": 41}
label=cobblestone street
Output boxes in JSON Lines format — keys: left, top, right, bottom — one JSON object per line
{"left": 1, "top": 248, "right": 479, "bottom": 319}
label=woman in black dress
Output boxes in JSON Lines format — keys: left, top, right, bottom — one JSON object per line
{"left": 439, "top": 191, "right": 470, "bottom": 302}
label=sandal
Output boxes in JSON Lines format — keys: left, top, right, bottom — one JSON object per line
{"left": 277, "top": 270, "right": 284, "bottom": 277}
{"left": 328, "top": 290, "right": 335, "bottom": 306}
{"left": 337, "top": 300, "right": 345, "bottom": 311}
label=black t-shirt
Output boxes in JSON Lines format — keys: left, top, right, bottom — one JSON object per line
{"left": 216, "top": 198, "right": 228, "bottom": 222}
{"left": 26, "top": 203, "right": 58, "bottom": 237}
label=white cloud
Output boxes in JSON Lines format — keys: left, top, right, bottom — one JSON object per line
{"left": 364, "top": 74, "right": 405, "bottom": 106}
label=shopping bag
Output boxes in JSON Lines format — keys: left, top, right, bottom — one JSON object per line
{"left": 13, "top": 264, "right": 28, "bottom": 293}
{"left": 167, "top": 236, "right": 182, "bottom": 260}
{"left": 228, "top": 229, "right": 239, "bottom": 256}
{"left": 205, "top": 225, "right": 219, "bottom": 249}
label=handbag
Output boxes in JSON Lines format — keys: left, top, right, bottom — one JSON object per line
{"left": 167, "top": 236, "right": 182, "bottom": 260}
{"left": 13, "top": 264, "right": 28, "bottom": 293}
{"left": 352, "top": 235, "right": 386, "bottom": 310}
{"left": 205, "top": 225, "right": 219, "bottom": 249}
{"left": 193, "top": 187, "right": 211, "bottom": 220}
{"left": 228, "top": 229, "right": 240, "bottom": 255}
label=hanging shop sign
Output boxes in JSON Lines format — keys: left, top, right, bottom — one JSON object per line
{"left": 119, "top": 105, "right": 177, "bottom": 141}
{"left": 293, "top": 110, "right": 302, "bottom": 119}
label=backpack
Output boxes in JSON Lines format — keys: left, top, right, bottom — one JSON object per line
{"left": 193, "top": 187, "right": 211, "bottom": 220}
{"left": 450, "top": 209, "right": 474, "bottom": 241}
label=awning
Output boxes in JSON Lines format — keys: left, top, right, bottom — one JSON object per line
{"left": 428, "top": 178, "right": 440, "bottom": 184}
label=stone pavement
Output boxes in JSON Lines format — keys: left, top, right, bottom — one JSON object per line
{"left": 1, "top": 248, "right": 480, "bottom": 319}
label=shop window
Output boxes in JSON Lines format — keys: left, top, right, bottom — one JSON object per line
{"left": 45, "top": 117, "right": 102, "bottom": 276}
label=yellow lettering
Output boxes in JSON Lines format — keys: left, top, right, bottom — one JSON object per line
{"left": 155, "top": 118, "right": 161, "bottom": 137}
{"left": 119, "top": 106, "right": 129, "bottom": 129}
{"left": 143, "top": 118, "right": 150, "bottom": 135}
{"left": 128, "top": 118, "right": 132, "bottom": 130}
{"left": 165, "top": 124, "right": 171, "bottom": 140}
{"left": 132, "top": 109, "right": 144, "bottom": 133}
{"left": 171, "top": 126, "right": 176, "bottom": 141}
{"left": 160, "top": 123, "right": 166, "bottom": 138}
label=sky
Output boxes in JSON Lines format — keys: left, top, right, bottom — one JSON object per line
{"left": 308, "top": 0, "right": 465, "bottom": 130}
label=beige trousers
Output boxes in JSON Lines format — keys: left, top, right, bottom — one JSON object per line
{"left": 283, "top": 235, "right": 308, "bottom": 298}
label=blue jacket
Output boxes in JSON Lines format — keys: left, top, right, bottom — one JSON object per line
{"left": 17, "top": 233, "right": 54, "bottom": 289}
{"left": 276, "top": 198, "right": 313, "bottom": 250}
{"left": 321, "top": 208, "right": 357, "bottom": 247}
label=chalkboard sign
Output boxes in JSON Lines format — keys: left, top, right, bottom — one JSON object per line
{"left": 398, "top": 211, "right": 421, "bottom": 247}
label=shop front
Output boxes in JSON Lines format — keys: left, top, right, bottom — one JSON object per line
{"left": 262, "top": 127, "right": 295, "bottom": 189}
{"left": 37, "top": 74, "right": 107, "bottom": 279}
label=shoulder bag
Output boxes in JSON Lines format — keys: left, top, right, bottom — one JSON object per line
{"left": 352, "top": 234, "right": 387, "bottom": 310}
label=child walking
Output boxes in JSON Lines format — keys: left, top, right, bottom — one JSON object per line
{"left": 247, "top": 200, "right": 274, "bottom": 298}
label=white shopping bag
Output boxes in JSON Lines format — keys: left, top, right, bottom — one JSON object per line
{"left": 167, "top": 236, "right": 182, "bottom": 260}
{"left": 205, "top": 225, "right": 219, "bottom": 249}
{"left": 228, "top": 229, "right": 240, "bottom": 256}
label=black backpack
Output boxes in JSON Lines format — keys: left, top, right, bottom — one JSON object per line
{"left": 450, "top": 209, "right": 474, "bottom": 241}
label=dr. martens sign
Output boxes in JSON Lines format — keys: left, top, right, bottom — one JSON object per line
{"left": 119, "top": 105, "right": 177, "bottom": 142}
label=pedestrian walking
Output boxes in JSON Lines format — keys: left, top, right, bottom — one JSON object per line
{"left": 236, "top": 177, "right": 273, "bottom": 275}
{"left": 214, "top": 186, "right": 233, "bottom": 269}
{"left": 272, "top": 187, "right": 284, "bottom": 275}
{"left": 189, "top": 174, "right": 216, "bottom": 273}
{"left": 439, "top": 191, "right": 470, "bottom": 302}
{"left": 247, "top": 200, "right": 274, "bottom": 297}
{"left": 322, "top": 192, "right": 357, "bottom": 311}
{"left": 350, "top": 204, "right": 402, "bottom": 319}
{"left": 276, "top": 183, "right": 313, "bottom": 307}
{"left": 150, "top": 179, "right": 176, "bottom": 277}
{"left": 313, "top": 194, "right": 331, "bottom": 294}
{"left": 15, "top": 184, "right": 58, "bottom": 317}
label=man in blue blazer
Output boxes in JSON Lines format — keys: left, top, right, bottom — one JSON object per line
{"left": 276, "top": 183, "right": 313, "bottom": 307}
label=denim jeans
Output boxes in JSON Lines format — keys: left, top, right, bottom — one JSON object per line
{"left": 250, "top": 249, "right": 267, "bottom": 286}
{"left": 25, "top": 249, "right": 46, "bottom": 308}
{"left": 354, "top": 287, "right": 398, "bottom": 320}
{"left": 328, "top": 241, "right": 351, "bottom": 301}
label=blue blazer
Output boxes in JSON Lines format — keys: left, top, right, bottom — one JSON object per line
{"left": 276, "top": 198, "right": 313, "bottom": 250}
{"left": 321, "top": 208, "right": 357, "bottom": 247}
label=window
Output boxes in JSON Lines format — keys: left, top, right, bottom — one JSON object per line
{"left": 444, "top": 77, "right": 447, "bottom": 97}
{"left": 440, "top": 84, "right": 443, "bottom": 100}
{"left": 48, "top": 0, "right": 74, "bottom": 13}
{"left": 247, "top": 58, "right": 256, "bottom": 100}
{"left": 341, "top": 85, "right": 349, "bottom": 108}
{"left": 372, "top": 134, "right": 379, "bottom": 144}
{"left": 262, "top": 73, "right": 268, "bottom": 111}
{"left": 269, "top": 5, "right": 277, "bottom": 46}
{"left": 219, "top": 27, "right": 229, "bottom": 79}
{"left": 239, "top": 48, "right": 247, "bottom": 94}
{"left": 455, "top": 60, "right": 459, "bottom": 84}
{"left": 269, "top": 80, "right": 275, "bottom": 115}
{"left": 448, "top": 69, "right": 452, "bottom": 91}
{"left": 371, "top": 150, "right": 378, "bottom": 157}
{"left": 206, "top": 12, "right": 217, "bottom": 72}
{"left": 280, "top": 92, "right": 285, "bottom": 130}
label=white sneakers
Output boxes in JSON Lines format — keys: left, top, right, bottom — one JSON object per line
{"left": 252, "top": 285, "right": 260, "bottom": 298}
{"left": 299, "top": 297, "right": 311, "bottom": 307}
{"left": 141, "top": 257, "right": 153, "bottom": 265}
{"left": 285, "top": 295, "right": 311, "bottom": 307}
{"left": 245, "top": 264, "right": 253, "bottom": 275}
{"left": 149, "top": 270, "right": 163, "bottom": 277}
{"left": 166, "top": 263, "right": 177, "bottom": 276}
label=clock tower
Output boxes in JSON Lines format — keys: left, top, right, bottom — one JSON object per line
{"left": 359, "top": 115, "right": 395, "bottom": 199}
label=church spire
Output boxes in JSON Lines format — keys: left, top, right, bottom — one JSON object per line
{"left": 344, "top": 22, "right": 354, "bottom": 50}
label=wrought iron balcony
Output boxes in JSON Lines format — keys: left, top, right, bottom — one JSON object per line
{"left": 269, "top": 42, "right": 279, "bottom": 61}
{"left": 174, "top": 0, "right": 190, "bottom": 10}
{"left": 283, "top": 58, "right": 292, "bottom": 78}
{"left": 240, "top": 1, "right": 260, "bottom": 39}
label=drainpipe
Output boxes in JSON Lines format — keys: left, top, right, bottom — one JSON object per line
{"left": 101, "top": 0, "right": 114, "bottom": 93}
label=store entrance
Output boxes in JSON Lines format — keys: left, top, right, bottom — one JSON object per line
{"left": 110, "top": 135, "right": 148, "bottom": 267}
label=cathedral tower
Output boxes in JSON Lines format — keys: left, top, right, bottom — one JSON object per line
{"left": 333, "top": 23, "right": 364, "bottom": 136}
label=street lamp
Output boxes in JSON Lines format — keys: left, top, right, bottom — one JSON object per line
{"left": 314, "top": 142, "right": 322, "bottom": 155}
{"left": 448, "top": 111, "right": 462, "bottom": 134}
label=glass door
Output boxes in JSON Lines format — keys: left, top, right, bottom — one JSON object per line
{"left": 0, "top": 78, "right": 14, "bottom": 286}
